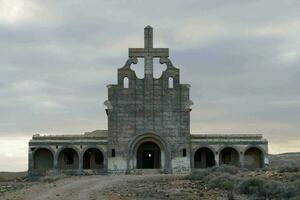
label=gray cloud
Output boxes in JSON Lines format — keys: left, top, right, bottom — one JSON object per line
{"left": 0, "top": 0, "right": 300, "bottom": 171}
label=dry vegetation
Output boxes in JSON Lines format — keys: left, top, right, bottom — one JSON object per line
{"left": 101, "top": 153, "right": 300, "bottom": 200}
{"left": 0, "top": 153, "right": 299, "bottom": 200}
{"left": 99, "top": 165, "right": 300, "bottom": 200}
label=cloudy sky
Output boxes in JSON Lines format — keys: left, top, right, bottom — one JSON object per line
{"left": 0, "top": 0, "right": 300, "bottom": 171}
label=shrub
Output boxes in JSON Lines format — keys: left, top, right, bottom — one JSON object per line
{"left": 282, "top": 183, "right": 300, "bottom": 199}
{"left": 263, "top": 180, "right": 285, "bottom": 199}
{"left": 206, "top": 173, "right": 237, "bottom": 191}
{"left": 211, "top": 165, "right": 240, "bottom": 175}
{"left": 294, "top": 180, "right": 300, "bottom": 189}
{"left": 187, "top": 169, "right": 210, "bottom": 180}
{"left": 237, "top": 177, "right": 265, "bottom": 196}
{"left": 238, "top": 177, "right": 300, "bottom": 199}
{"left": 227, "top": 191, "right": 235, "bottom": 200}
{"left": 291, "top": 195, "right": 300, "bottom": 200}
{"left": 278, "top": 163, "right": 299, "bottom": 173}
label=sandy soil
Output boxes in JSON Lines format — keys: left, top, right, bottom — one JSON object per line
{"left": 2, "top": 175, "right": 157, "bottom": 200}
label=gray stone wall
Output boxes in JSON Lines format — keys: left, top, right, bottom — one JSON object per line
{"left": 106, "top": 56, "right": 192, "bottom": 174}
{"left": 28, "top": 136, "right": 107, "bottom": 176}
{"left": 190, "top": 134, "right": 269, "bottom": 169}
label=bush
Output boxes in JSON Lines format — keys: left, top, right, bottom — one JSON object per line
{"left": 282, "top": 183, "right": 300, "bottom": 199}
{"left": 278, "top": 163, "right": 299, "bottom": 173}
{"left": 188, "top": 165, "right": 240, "bottom": 181}
{"left": 238, "top": 177, "right": 300, "bottom": 199}
{"left": 263, "top": 180, "right": 285, "bottom": 199}
{"left": 294, "top": 180, "right": 300, "bottom": 189}
{"left": 237, "top": 178, "right": 265, "bottom": 196}
{"left": 291, "top": 195, "right": 300, "bottom": 200}
{"left": 187, "top": 169, "right": 210, "bottom": 180}
{"left": 206, "top": 173, "right": 237, "bottom": 191}
{"left": 227, "top": 191, "right": 235, "bottom": 200}
{"left": 211, "top": 165, "right": 240, "bottom": 175}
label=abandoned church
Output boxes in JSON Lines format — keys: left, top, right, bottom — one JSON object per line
{"left": 28, "top": 26, "right": 268, "bottom": 176}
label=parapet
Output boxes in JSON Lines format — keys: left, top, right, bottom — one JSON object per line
{"left": 31, "top": 130, "right": 108, "bottom": 141}
{"left": 191, "top": 133, "right": 268, "bottom": 144}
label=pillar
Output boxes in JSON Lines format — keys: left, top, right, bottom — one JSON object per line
{"left": 240, "top": 152, "right": 244, "bottom": 168}
{"left": 28, "top": 149, "right": 34, "bottom": 171}
{"left": 79, "top": 153, "right": 83, "bottom": 171}
{"left": 54, "top": 151, "right": 58, "bottom": 170}
{"left": 215, "top": 152, "right": 219, "bottom": 167}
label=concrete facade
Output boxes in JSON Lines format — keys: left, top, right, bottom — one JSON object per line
{"left": 28, "top": 26, "right": 268, "bottom": 176}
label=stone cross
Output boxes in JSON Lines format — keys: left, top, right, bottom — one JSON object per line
{"left": 129, "top": 25, "right": 169, "bottom": 78}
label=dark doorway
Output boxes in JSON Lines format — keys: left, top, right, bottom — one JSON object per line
{"left": 137, "top": 141, "right": 161, "bottom": 169}
{"left": 83, "top": 148, "right": 104, "bottom": 169}
{"left": 244, "top": 147, "right": 263, "bottom": 169}
{"left": 220, "top": 147, "right": 240, "bottom": 167}
{"left": 194, "top": 147, "right": 215, "bottom": 168}
{"left": 58, "top": 148, "right": 79, "bottom": 170}
{"left": 34, "top": 148, "right": 54, "bottom": 170}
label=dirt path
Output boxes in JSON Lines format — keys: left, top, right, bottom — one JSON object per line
{"left": 2, "top": 175, "right": 157, "bottom": 200}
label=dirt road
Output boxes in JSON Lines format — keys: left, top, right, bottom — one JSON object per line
{"left": 2, "top": 175, "right": 155, "bottom": 200}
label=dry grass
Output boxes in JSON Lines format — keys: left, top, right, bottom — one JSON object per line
{"left": 0, "top": 172, "right": 27, "bottom": 182}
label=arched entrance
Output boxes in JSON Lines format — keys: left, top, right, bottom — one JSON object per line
{"left": 128, "top": 133, "right": 171, "bottom": 171}
{"left": 219, "top": 147, "right": 240, "bottom": 167}
{"left": 58, "top": 148, "right": 79, "bottom": 170}
{"left": 194, "top": 147, "right": 215, "bottom": 168}
{"left": 34, "top": 148, "right": 54, "bottom": 170}
{"left": 244, "top": 147, "right": 264, "bottom": 169}
{"left": 137, "top": 141, "right": 161, "bottom": 169}
{"left": 83, "top": 148, "right": 104, "bottom": 169}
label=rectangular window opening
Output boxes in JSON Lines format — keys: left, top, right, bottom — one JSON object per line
{"left": 112, "top": 149, "right": 115, "bottom": 157}
{"left": 183, "top": 149, "right": 186, "bottom": 157}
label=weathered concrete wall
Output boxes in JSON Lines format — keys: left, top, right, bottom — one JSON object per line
{"left": 106, "top": 56, "right": 192, "bottom": 173}
{"left": 28, "top": 138, "right": 107, "bottom": 175}
{"left": 190, "top": 134, "right": 269, "bottom": 169}
{"left": 171, "top": 157, "right": 191, "bottom": 174}
{"left": 107, "top": 157, "right": 127, "bottom": 174}
{"left": 105, "top": 28, "right": 192, "bottom": 174}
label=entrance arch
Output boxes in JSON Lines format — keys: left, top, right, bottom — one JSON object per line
{"left": 128, "top": 133, "right": 171, "bottom": 171}
{"left": 137, "top": 141, "right": 161, "bottom": 169}
{"left": 194, "top": 147, "right": 215, "bottom": 168}
{"left": 34, "top": 148, "right": 54, "bottom": 170}
{"left": 58, "top": 148, "right": 79, "bottom": 170}
{"left": 83, "top": 148, "right": 104, "bottom": 169}
{"left": 219, "top": 147, "right": 240, "bottom": 167}
{"left": 244, "top": 147, "right": 264, "bottom": 169}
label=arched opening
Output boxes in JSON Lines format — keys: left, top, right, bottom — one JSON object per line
{"left": 83, "top": 148, "right": 104, "bottom": 169}
{"left": 34, "top": 148, "right": 54, "bottom": 170}
{"left": 244, "top": 147, "right": 264, "bottom": 169}
{"left": 137, "top": 141, "right": 161, "bottom": 169}
{"left": 153, "top": 58, "right": 167, "bottom": 78}
{"left": 123, "top": 77, "right": 129, "bottom": 88}
{"left": 168, "top": 77, "right": 174, "bottom": 88}
{"left": 58, "top": 148, "right": 79, "bottom": 170}
{"left": 219, "top": 147, "right": 240, "bottom": 167}
{"left": 194, "top": 147, "right": 215, "bottom": 168}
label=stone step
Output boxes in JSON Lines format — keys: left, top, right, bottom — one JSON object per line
{"left": 133, "top": 169, "right": 163, "bottom": 175}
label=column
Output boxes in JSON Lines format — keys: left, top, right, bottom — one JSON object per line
{"left": 240, "top": 152, "right": 245, "bottom": 168}
{"left": 215, "top": 152, "right": 219, "bottom": 167}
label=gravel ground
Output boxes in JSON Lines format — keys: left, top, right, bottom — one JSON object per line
{"left": 0, "top": 174, "right": 231, "bottom": 200}
{"left": 100, "top": 175, "right": 229, "bottom": 200}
